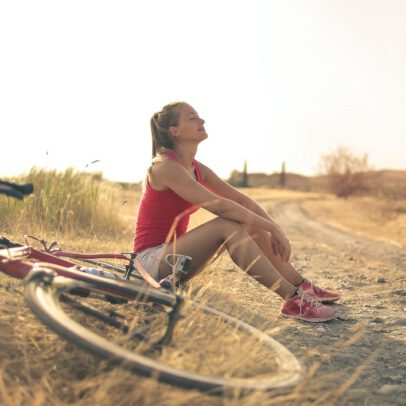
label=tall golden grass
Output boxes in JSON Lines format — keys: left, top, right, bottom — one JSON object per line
{"left": 0, "top": 168, "right": 127, "bottom": 237}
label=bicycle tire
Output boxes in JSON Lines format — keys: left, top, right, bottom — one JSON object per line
{"left": 24, "top": 267, "right": 302, "bottom": 394}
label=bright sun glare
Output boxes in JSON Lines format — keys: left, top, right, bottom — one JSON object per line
{"left": 1, "top": 0, "right": 405, "bottom": 182}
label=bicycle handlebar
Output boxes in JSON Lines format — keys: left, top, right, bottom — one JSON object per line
{"left": 0, "top": 181, "right": 34, "bottom": 199}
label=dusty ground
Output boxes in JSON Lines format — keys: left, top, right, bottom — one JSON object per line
{"left": 264, "top": 193, "right": 406, "bottom": 405}
{"left": 1, "top": 189, "right": 405, "bottom": 405}
{"left": 193, "top": 190, "right": 406, "bottom": 405}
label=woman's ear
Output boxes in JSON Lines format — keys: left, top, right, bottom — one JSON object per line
{"left": 169, "top": 126, "right": 178, "bottom": 137}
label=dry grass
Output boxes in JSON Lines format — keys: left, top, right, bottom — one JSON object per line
{"left": 303, "top": 195, "right": 406, "bottom": 248}
{"left": 0, "top": 168, "right": 131, "bottom": 238}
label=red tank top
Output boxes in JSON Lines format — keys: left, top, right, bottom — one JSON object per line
{"left": 133, "top": 152, "right": 203, "bottom": 253}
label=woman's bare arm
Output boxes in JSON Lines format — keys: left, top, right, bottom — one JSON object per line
{"left": 153, "top": 159, "right": 291, "bottom": 260}
{"left": 197, "top": 161, "right": 291, "bottom": 261}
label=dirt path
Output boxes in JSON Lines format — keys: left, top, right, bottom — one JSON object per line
{"left": 266, "top": 199, "right": 406, "bottom": 405}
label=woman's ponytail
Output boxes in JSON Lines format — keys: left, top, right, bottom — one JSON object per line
{"left": 150, "top": 102, "right": 184, "bottom": 158}
{"left": 150, "top": 113, "right": 161, "bottom": 158}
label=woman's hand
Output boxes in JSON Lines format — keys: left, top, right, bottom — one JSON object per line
{"left": 270, "top": 226, "right": 291, "bottom": 262}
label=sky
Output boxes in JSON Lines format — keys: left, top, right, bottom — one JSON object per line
{"left": 1, "top": 0, "right": 405, "bottom": 183}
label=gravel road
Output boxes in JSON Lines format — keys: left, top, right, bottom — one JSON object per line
{"left": 268, "top": 200, "right": 406, "bottom": 406}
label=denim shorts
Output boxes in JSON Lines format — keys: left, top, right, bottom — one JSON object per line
{"left": 135, "top": 244, "right": 165, "bottom": 281}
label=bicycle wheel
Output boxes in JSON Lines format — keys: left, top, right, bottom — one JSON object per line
{"left": 24, "top": 267, "right": 302, "bottom": 395}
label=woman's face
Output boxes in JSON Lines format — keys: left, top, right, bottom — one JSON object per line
{"left": 170, "top": 104, "right": 207, "bottom": 143}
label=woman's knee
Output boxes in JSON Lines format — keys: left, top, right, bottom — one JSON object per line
{"left": 243, "top": 224, "right": 268, "bottom": 240}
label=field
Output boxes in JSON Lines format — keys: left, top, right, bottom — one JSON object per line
{"left": 1, "top": 171, "right": 405, "bottom": 405}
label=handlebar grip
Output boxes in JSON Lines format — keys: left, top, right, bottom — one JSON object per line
{"left": 0, "top": 181, "right": 34, "bottom": 200}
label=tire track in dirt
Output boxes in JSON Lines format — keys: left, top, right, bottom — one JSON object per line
{"left": 271, "top": 200, "right": 406, "bottom": 270}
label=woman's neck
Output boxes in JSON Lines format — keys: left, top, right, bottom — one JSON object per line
{"left": 171, "top": 145, "right": 197, "bottom": 168}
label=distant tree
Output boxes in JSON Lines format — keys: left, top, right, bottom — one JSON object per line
{"left": 227, "top": 160, "right": 249, "bottom": 187}
{"left": 319, "top": 146, "right": 371, "bottom": 198}
{"left": 241, "top": 160, "right": 249, "bottom": 187}
{"left": 227, "top": 169, "right": 242, "bottom": 187}
{"left": 279, "top": 161, "right": 286, "bottom": 187}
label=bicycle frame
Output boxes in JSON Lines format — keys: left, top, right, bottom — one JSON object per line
{"left": 0, "top": 244, "right": 175, "bottom": 305}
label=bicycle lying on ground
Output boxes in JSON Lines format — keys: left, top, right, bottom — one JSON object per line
{"left": 0, "top": 181, "right": 302, "bottom": 395}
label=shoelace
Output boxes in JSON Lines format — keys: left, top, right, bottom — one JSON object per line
{"left": 297, "top": 288, "right": 322, "bottom": 311}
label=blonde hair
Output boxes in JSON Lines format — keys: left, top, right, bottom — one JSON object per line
{"left": 148, "top": 101, "right": 185, "bottom": 180}
{"left": 150, "top": 101, "right": 185, "bottom": 158}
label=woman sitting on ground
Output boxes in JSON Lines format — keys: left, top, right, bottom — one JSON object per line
{"left": 133, "top": 101, "right": 340, "bottom": 322}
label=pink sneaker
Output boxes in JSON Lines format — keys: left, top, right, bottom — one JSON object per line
{"left": 280, "top": 288, "right": 337, "bottom": 322}
{"left": 298, "top": 279, "right": 341, "bottom": 303}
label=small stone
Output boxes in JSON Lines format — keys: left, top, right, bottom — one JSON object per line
{"left": 316, "top": 326, "right": 327, "bottom": 333}
{"left": 335, "top": 352, "right": 357, "bottom": 362}
{"left": 388, "top": 375, "right": 402, "bottom": 383}
{"left": 348, "top": 256, "right": 354, "bottom": 261}
{"left": 392, "top": 290, "right": 406, "bottom": 296}
{"left": 372, "top": 317, "right": 385, "bottom": 324}
{"left": 336, "top": 315, "right": 351, "bottom": 321}
{"left": 378, "top": 384, "right": 401, "bottom": 394}
{"left": 388, "top": 318, "right": 406, "bottom": 327}
{"left": 348, "top": 389, "right": 368, "bottom": 396}
{"left": 376, "top": 277, "right": 386, "bottom": 283}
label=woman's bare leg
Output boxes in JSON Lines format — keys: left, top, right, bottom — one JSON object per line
{"left": 159, "top": 217, "right": 296, "bottom": 300}
{"left": 244, "top": 225, "right": 304, "bottom": 286}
